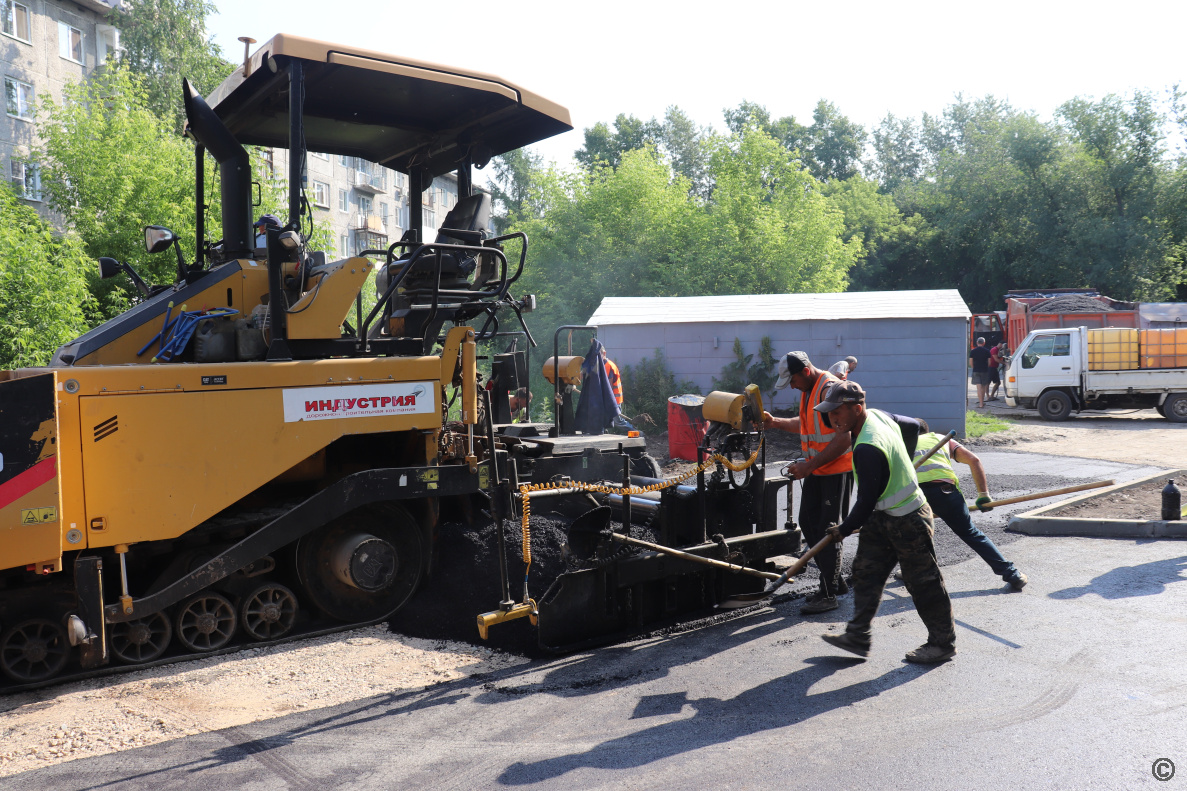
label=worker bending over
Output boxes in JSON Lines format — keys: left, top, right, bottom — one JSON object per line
{"left": 815, "top": 381, "right": 957, "bottom": 664}
{"left": 763, "top": 351, "right": 852, "bottom": 614}
{"left": 913, "top": 431, "right": 1027, "bottom": 590}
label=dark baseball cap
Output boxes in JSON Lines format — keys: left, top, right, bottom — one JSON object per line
{"left": 814, "top": 380, "right": 866, "bottom": 412}
{"left": 775, "top": 351, "right": 811, "bottom": 389}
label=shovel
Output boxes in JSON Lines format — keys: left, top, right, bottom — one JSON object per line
{"left": 716, "top": 532, "right": 843, "bottom": 609}
{"left": 718, "top": 429, "right": 957, "bottom": 610}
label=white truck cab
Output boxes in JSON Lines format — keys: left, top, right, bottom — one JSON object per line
{"left": 1006, "top": 326, "right": 1187, "bottom": 421}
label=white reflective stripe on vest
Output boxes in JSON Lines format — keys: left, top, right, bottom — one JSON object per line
{"left": 914, "top": 432, "right": 960, "bottom": 485}
{"left": 854, "top": 409, "right": 926, "bottom": 516}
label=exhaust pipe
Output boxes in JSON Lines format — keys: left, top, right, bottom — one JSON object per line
{"left": 182, "top": 79, "right": 252, "bottom": 260}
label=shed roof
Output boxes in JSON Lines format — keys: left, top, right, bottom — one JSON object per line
{"left": 587, "top": 291, "right": 971, "bottom": 326}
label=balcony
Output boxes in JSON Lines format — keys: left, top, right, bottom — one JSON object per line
{"left": 353, "top": 169, "right": 387, "bottom": 193}
{"left": 351, "top": 213, "right": 387, "bottom": 233}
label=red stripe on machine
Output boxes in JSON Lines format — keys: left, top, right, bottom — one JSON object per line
{"left": 0, "top": 457, "right": 57, "bottom": 510}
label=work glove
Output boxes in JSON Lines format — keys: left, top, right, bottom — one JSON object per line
{"left": 975, "top": 493, "right": 993, "bottom": 512}
{"left": 825, "top": 524, "right": 846, "bottom": 543}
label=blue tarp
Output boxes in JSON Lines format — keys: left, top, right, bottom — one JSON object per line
{"left": 573, "top": 338, "right": 621, "bottom": 434}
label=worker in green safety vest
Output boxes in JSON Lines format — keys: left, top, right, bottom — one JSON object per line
{"left": 812, "top": 380, "right": 957, "bottom": 665}
{"left": 914, "top": 432, "right": 1027, "bottom": 590}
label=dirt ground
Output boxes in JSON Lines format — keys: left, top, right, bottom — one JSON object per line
{"left": 3, "top": 403, "right": 1184, "bottom": 779}
{"left": 1046, "top": 479, "right": 1182, "bottom": 520}
{"left": 972, "top": 385, "right": 1187, "bottom": 469}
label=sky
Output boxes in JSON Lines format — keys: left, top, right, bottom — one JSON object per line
{"left": 207, "top": 0, "right": 1187, "bottom": 172}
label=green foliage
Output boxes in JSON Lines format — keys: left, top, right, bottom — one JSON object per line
{"left": 36, "top": 66, "right": 214, "bottom": 315}
{"left": 114, "top": 0, "right": 234, "bottom": 131}
{"left": 723, "top": 99, "right": 865, "bottom": 183}
{"left": 621, "top": 349, "right": 699, "bottom": 432}
{"left": 575, "top": 114, "right": 663, "bottom": 170}
{"left": 508, "top": 126, "right": 856, "bottom": 372}
{"left": 0, "top": 185, "right": 96, "bottom": 367}
{"left": 861, "top": 92, "right": 1182, "bottom": 307}
{"left": 710, "top": 336, "right": 776, "bottom": 399}
{"left": 748, "top": 336, "right": 778, "bottom": 400}
{"left": 489, "top": 148, "right": 544, "bottom": 232}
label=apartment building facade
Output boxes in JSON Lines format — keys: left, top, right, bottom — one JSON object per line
{"left": 270, "top": 147, "right": 488, "bottom": 260}
{"left": 1, "top": 0, "right": 120, "bottom": 206}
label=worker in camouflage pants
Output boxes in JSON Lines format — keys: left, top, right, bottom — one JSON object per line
{"left": 812, "top": 380, "right": 957, "bottom": 663}
{"left": 846, "top": 504, "right": 956, "bottom": 653}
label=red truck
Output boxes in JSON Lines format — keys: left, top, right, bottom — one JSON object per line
{"left": 970, "top": 290, "right": 1139, "bottom": 353}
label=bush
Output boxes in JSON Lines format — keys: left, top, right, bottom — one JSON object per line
{"left": 621, "top": 348, "right": 700, "bottom": 431}
{"left": 712, "top": 336, "right": 777, "bottom": 400}
{"left": 0, "top": 184, "right": 95, "bottom": 367}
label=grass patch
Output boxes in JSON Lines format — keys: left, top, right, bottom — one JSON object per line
{"left": 965, "top": 410, "right": 1013, "bottom": 438}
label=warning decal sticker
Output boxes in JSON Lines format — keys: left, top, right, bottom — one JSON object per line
{"left": 282, "top": 382, "right": 435, "bottom": 423}
{"left": 21, "top": 506, "right": 57, "bottom": 525}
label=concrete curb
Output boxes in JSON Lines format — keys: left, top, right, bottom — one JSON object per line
{"left": 1008, "top": 468, "right": 1187, "bottom": 538}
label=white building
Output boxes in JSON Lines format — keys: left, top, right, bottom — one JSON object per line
{"left": 1, "top": 0, "right": 121, "bottom": 206}
{"left": 267, "top": 148, "right": 482, "bottom": 259}
{"left": 588, "top": 290, "right": 973, "bottom": 436}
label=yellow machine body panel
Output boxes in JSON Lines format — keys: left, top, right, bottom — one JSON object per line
{"left": 287, "top": 257, "right": 373, "bottom": 340}
{"left": 67, "top": 261, "right": 275, "bottom": 367}
{"left": 15, "top": 354, "right": 450, "bottom": 557}
{"left": 78, "top": 381, "right": 437, "bottom": 546}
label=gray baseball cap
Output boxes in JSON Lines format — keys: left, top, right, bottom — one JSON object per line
{"left": 775, "top": 351, "right": 811, "bottom": 389}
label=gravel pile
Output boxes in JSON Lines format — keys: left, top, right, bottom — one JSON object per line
{"left": 1029, "top": 295, "right": 1113, "bottom": 313}
{"left": 0, "top": 625, "right": 524, "bottom": 778}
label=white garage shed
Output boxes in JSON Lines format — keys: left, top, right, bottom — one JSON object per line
{"left": 587, "top": 290, "right": 973, "bottom": 436}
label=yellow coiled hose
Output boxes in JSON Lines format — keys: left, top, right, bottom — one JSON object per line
{"left": 516, "top": 441, "right": 763, "bottom": 601}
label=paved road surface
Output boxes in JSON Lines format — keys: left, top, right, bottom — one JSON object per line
{"left": 11, "top": 451, "right": 1186, "bottom": 790}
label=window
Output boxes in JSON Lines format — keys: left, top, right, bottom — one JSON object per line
{"left": 5, "top": 76, "right": 32, "bottom": 120}
{"left": 338, "top": 154, "right": 351, "bottom": 167}
{"left": 2, "top": 1, "right": 30, "bottom": 43}
{"left": 58, "top": 22, "right": 83, "bottom": 63}
{"left": 358, "top": 196, "right": 372, "bottom": 216}
{"left": 340, "top": 234, "right": 348, "bottom": 257}
{"left": 96, "top": 24, "right": 120, "bottom": 62}
{"left": 310, "top": 151, "right": 329, "bottom": 161}
{"left": 1020, "top": 334, "right": 1070, "bottom": 369}
{"left": 380, "top": 202, "right": 389, "bottom": 227}
{"left": 11, "top": 160, "right": 40, "bottom": 201}
{"left": 338, "top": 188, "right": 348, "bottom": 212}
{"left": 311, "top": 180, "right": 330, "bottom": 208}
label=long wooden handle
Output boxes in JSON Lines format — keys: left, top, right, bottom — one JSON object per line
{"left": 914, "top": 430, "right": 958, "bottom": 469}
{"left": 611, "top": 534, "right": 782, "bottom": 581}
{"left": 973, "top": 479, "right": 1114, "bottom": 509}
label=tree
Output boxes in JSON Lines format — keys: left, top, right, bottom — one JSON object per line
{"left": 723, "top": 100, "right": 864, "bottom": 181}
{"left": 808, "top": 100, "right": 865, "bottom": 182}
{"left": 702, "top": 124, "right": 856, "bottom": 296}
{"left": 870, "top": 114, "right": 925, "bottom": 190}
{"left": 487, "top": 148, "right": 544, "bottom": 232}
{"left": 0, "top": 185, "right": 96, "bottom": 367}
{"left": 661, "top": 106, "right": 712, "bottom": 199}
{"left": 115, "top": 0, "right": 233, "bottom": 131}
{"left": 574, "top": 114, "right": 662, "bottom": 169}
{"left": 36, "top": 66, "right": 219, "bottom": 307}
